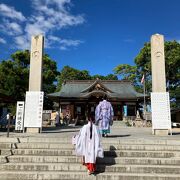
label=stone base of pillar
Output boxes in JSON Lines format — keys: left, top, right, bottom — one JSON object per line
{"left": 26, "top": 128, "right": 40, "bottom": 133}
{"left": 152, "top": 129, "right": 169, "bottom": 136}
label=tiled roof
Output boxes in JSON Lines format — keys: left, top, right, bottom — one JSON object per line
{"left": 48, "top": 80, "right": 145, "bottom": 99}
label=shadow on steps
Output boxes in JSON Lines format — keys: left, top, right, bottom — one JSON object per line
{"left": 96, "top": 145, "right": 117, "bottom": 174}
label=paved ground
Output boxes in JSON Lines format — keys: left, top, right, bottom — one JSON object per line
{"left": 0, "top": 122, "right": 180, "bottom": 141}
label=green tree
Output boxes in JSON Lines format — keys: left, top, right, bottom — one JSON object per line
{"left": 134, "top": 42, "right": 152, "bottom": 93}
{"left": 91, "top": 74, "right": 106, "bottom": 80}
{"left": 56, "top": 66, "right": 91, "bottom": 91}
{"left": 0, "top": 50, "right": 30, "bottom": 101}
{"left": 0, "top": 50, "right": 59, "bottom": 111}
{"left": 42, "top": 54, "right": 59, "bottom": 109}
{"left": 57, "top": 66, "right": 118, "bottom": 91}
{"left": 105, "top": 74, "right": 118, "bottom": 80}
{"left": 91, "top": 74, "right": 118, "bottom": 80}
{"left": 113, "top": 64, "right": 143, "bottom": 92}
{"left": 114, "top": 41, "right": 180, "bottom": 107}
{"left": 77, "top": 70, "right": 91, "bottom": 80}
{"left": 114, "top": 64, "right": 137, "bottom": 82}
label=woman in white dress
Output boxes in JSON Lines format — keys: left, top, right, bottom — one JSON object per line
{"left": 75, "top": 115, "right": 104, "bottom": 175}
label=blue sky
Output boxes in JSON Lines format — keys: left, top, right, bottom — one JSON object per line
{"left": 0, "top": 0, "right": 180, "bottom": 76}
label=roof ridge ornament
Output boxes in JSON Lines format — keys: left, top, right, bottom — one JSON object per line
{"left": 81, "top": 79, "right": 113, "bottom": 93}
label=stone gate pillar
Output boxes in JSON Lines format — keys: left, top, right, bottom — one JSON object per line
{"left": 151, "top": 34, "right": 166, "bottom": 92}
{"left": 151, "top": 34, "right": 171, "bottom": 136}
{"left": 29, "top": 35, "right": 44, "bottom": 91}
{"left": 26, "top": 35, "right": 44, "bottom": 133}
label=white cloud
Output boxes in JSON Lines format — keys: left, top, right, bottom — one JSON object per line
{"left": 8, "top": 22, "right": 22, "bottom": 34}
{"left": 60, "top": 46, "right": 68, "bottom": 50}
{"left": 60, "top": 39, "right": 83, "bottom": 47}
{"left": 59, "top": 39, "right": 83, "bottom": 50}
{"left": 0, "top": 37, "right": 6, "bottom": 44}
{"left": 56, "top": 12, "right": 84, "bottom": 28}
{"left": 0, "top": 1, "right": 85, "bottom": 50}
{"left": 30, "top": 0, "right": 85, "bottom": 30}
{"left": 14, "top": 35, "right": 29, "bottom": 49}
{"left": 0, "top": 20, "right": 23, "bottom": 36}
{"left": 25, "top": 23, "right": 45, "bottom": 37}
{"left": 6, "top": 21, "right": 22, "bottom": 35}
{"left": 32, "top": 0, "right": 71, "bottom": 13}
{"left": 48, "top": 35, "right": 60, "bottom": 42}
{"left": 46, "top": 35, "right": 83, "bottom": 50}
{"left": 0, "top": 3, "right": 26, "bottom": 21}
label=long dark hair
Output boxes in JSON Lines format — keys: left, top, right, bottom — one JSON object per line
{"left": 89, "top": 115, "right": 95, "bottom": 139}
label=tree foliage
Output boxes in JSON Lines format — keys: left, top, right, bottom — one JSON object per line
{"left": 0, "top": 50, "right": 59, "bottom": 111}
{"left": 41, "top": 54, "right": 59, "bottom": 109}
{"left": 0, "top": 50, "right": 30, "bottom": 101}
{"left": 1, "top": 51, "right": 119, "bottom": 112}
{"left": 57, "top": 66, "right": 118, "bottom": 91}
{"left": 114, "top": 41, "right": 180, "bottom": 107}
{"left": 114, "top": 64, "right": 137, "bottom": 82}
{"left": 91, "top": 74, "right": 118, "bottom": 80}
{"left": 56, "top": 66, "right": 91, "bottom": 91}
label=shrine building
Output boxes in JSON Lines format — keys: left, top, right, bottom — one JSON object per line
{"left": 48, "top": 79, "right": 145, "bottom": 123}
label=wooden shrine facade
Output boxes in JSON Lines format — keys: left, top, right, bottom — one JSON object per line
{"left": 48, "top": 79, "right": 145, "bottom": 123}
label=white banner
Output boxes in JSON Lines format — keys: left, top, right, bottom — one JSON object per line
{"left": 151, "top": 92, "right": 171, "bottom": 130}
{"left": 15, "top": 101, "right": 25, "bottom": 131}
{"left": 24, "top": 91, "right": 44, "bottom": 128}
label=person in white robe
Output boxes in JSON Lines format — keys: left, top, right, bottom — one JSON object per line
{"left": 95, "top": 95, "right": 114, "bottom": 137}
{"left": 75, "top": 116, "right": 104, "bottom": 175}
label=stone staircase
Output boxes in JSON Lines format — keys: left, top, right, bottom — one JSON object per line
{"left": 0, "top": 136, "right": 180, "bottom": 179}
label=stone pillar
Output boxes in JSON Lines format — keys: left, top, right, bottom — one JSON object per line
{"left": 151, "top": 34, "right": 166, "bottom": 92}
{"left": 26, "top": 35, "right": 44, "bottom": 133}
{"left": 29, "top": 35, "right": 44, "bottom": 91}
{"left": 151, "top": 34, "right": 168, "bottom": 136}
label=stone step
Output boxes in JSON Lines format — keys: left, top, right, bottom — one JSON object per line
{"left": 0, "top": 163, "right": 180, "bottom": 174}
{"left": 0, "top": 149, "right": 12, "bottom": 156}
{"left": 1, "top": 137, "right": 180, "bottom": 146}
{"left": 0, "top": 156, "right": 7, "bottom": 164}
{"left": 0, "top": 143, "right": 12, "bottom": 149}
{"left": 0, "top": 171, "right": 179, "bottom": 180}
{"left": 11, "top": 149, "right": 76, "bottom": 156}
{"left": 19, "top": 137, "right": 73, "bottom": 143}
{"left": 7, "top": 155, "right": 82, "bottom": 163}
{"left": 117, "top": 139, "right": 180, "bottom": 146}
{"left": 17, "top": 137, "right": 180, "bottom": 145}
{"left": 97, "top": 156, "right": 180, "bottom": 165}
{"left": 16, "top": 143, "right": 74, "bottom": 149}
{"left": 0, "top": 171, "right": 95, "bottom": 180}
{"left": 110, "top": 144, "right": 180, "bottom": 151}
{"left": 15, "top": 143, "right": 180, "bottom": 151}
{"left": 6, "top": 155, "right": 180, "bottom": 165}
{"left": 0, "top": 138, "right": 19, "bottom": 143}
{"left": 9, "top": 149, "right": 180, "bottom": 158}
